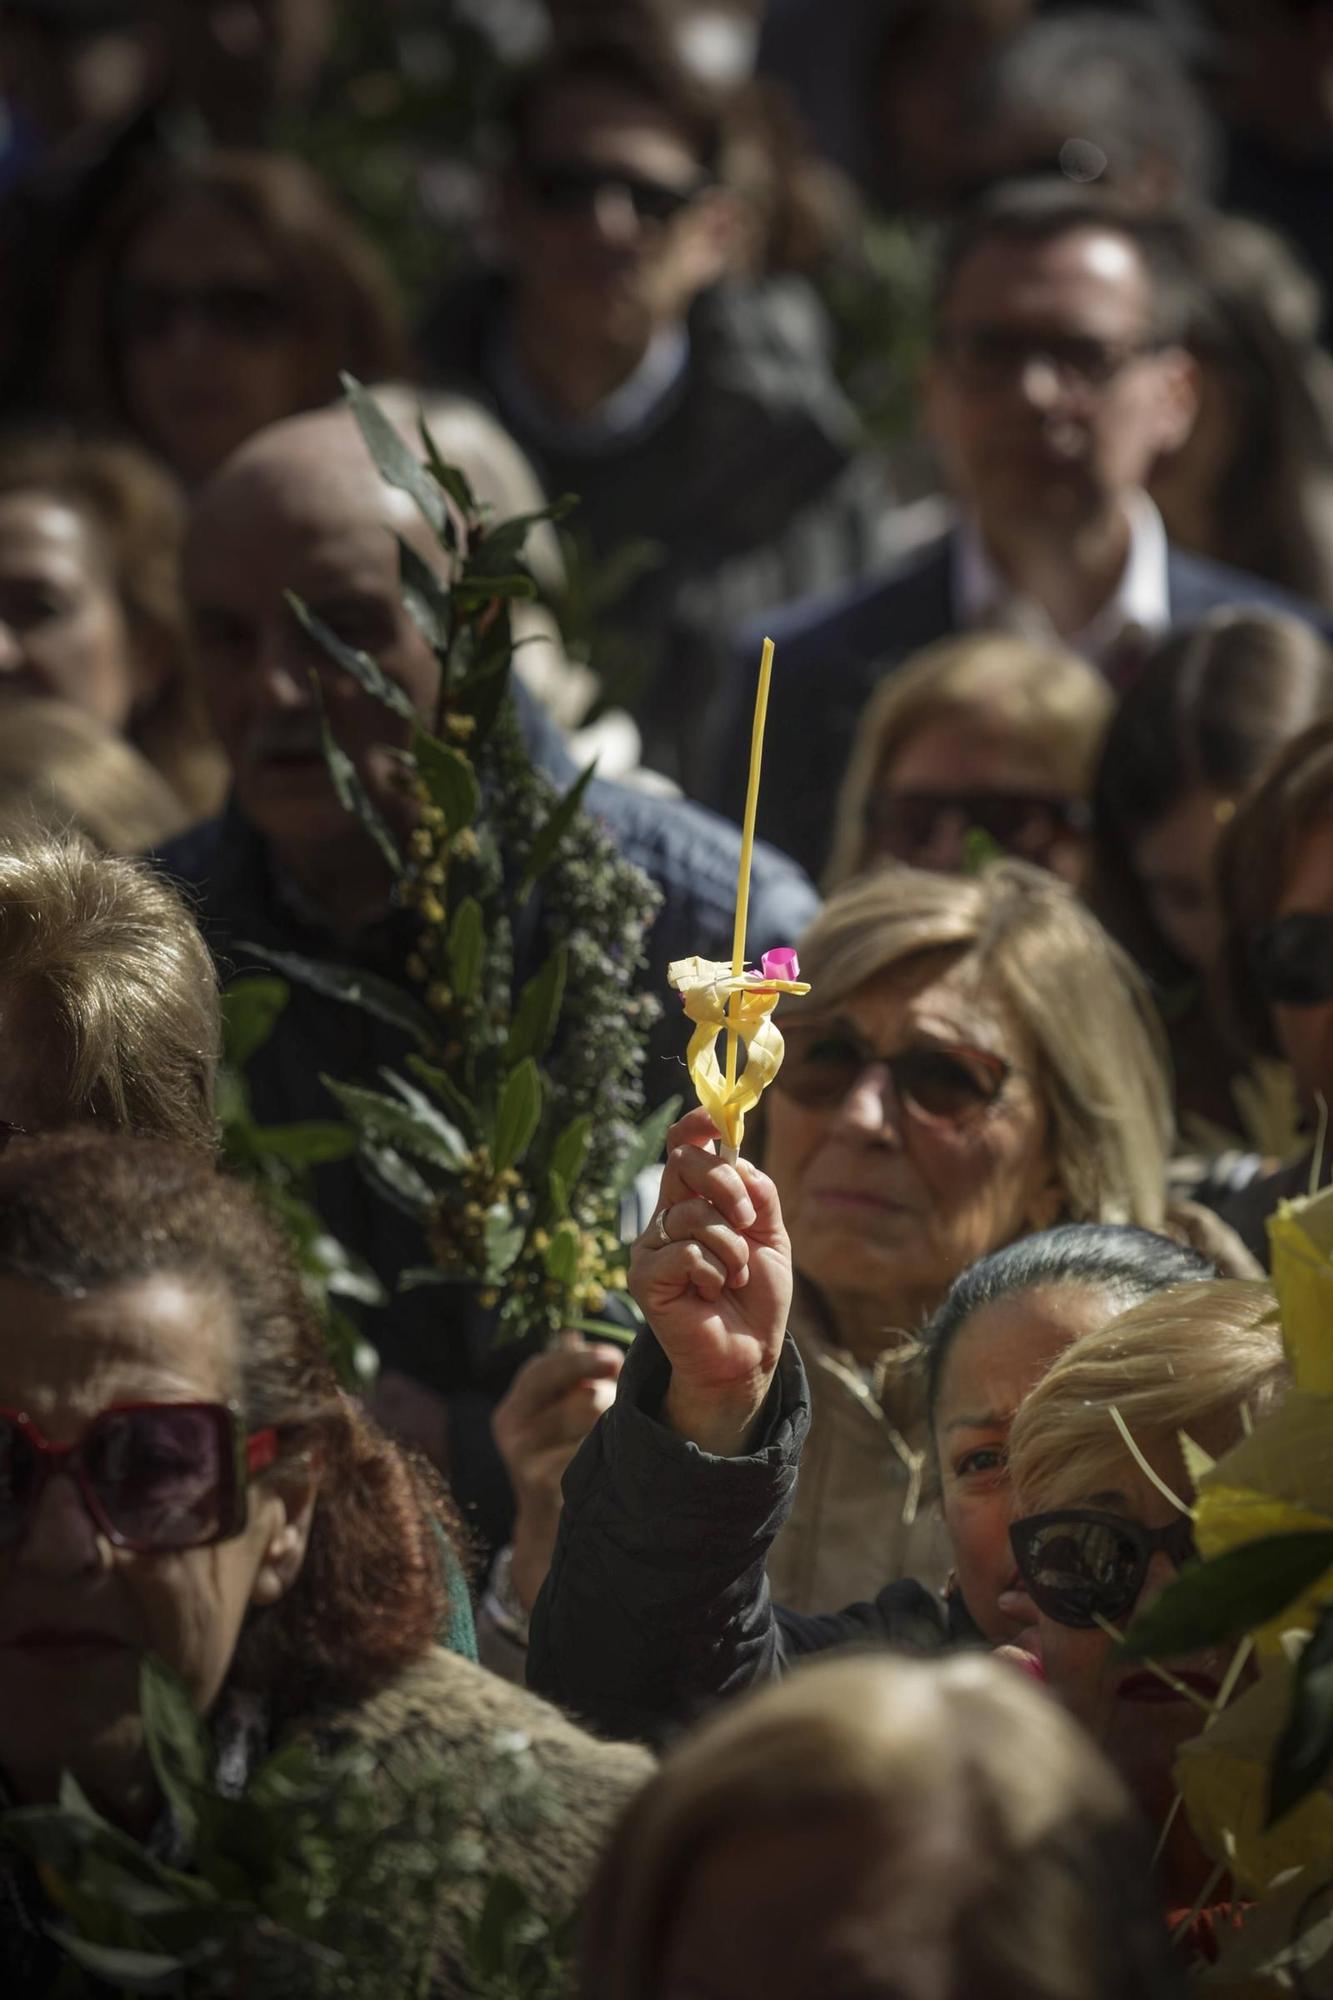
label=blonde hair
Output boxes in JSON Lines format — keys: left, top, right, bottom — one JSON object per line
{"left": 0, "top": 699, "right": 188, "bottom": 855}
{"left": 825, "top": 634, "right": 1113, "bottom": 891}
{"left": 785, "top": 860, "right": 1173, "bottom": 1228}
{"left": 1008, "top": 1279, "right": 1287, "bottom": 1513}
{"left": 0, "top": 833, "right": 219, "bottom": 1146}
{"left": 582, "top": 1651, "right": 1177, "bottom": 2000}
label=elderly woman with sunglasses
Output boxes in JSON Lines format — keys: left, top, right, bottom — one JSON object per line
{"left": 0, "top": 1133, "right": 649, "bottom": 1995}
{"left": 1006, "top": 1280, "right": 1286, "bottom": 1913}
{"left": 501, "top": 863, "right": 1250, "bottom": 1683}
{"left": 1215, "top": 715, "right": 1333, "bottom": 1262}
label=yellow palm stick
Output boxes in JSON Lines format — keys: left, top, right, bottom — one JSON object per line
{"left": 722, "top": 636, "right": 775, "bottom": 1159}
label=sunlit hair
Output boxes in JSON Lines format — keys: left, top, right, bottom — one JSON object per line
{"left": 0, "top": 832, "right": 218, "bottom": 1145}
{"left": 0, "top": 1133, "right": 459, "bottom": 1717}
{"left": 582, "top": 1651, "right": 1181, "bottom": 2000}
{"left": 1217, "top": 713, "right": 1333, "bottom": 1058}
{"left": 0, "top": 698, "right": 187, "bottom": 854}
{"left": 920, "top": 1222, "right": 1216, "bottom": 1421}
{"left": 826, "top": 633, "right": 1112, "bottom": 891}
{"left": 1008, "top": 1279, "right": 1287, "bottom": 1515}
{"left": 784, "top": 861, "right": 1172, "bottom": 1227}
{"left": 0, "top": 432, "right": 224, "bottom": 818}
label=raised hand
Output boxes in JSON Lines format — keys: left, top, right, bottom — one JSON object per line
{"left": 630, "top": 1106, "right": 792, "bottom": 1456}
{"left": 492, "top": 1337, "right": 623, "bottom": 1613}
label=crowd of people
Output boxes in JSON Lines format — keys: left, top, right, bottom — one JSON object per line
{"left": 2, "top": 1, "right": 1333, "bottom": 1994}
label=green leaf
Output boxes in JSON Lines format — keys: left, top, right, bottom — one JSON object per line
{"left": 417, "top": 410, "right": 476, "bottom": 522}
{"left": 610, "top": 1095, "right": 683, "bottom": 1197}
{"left": 517, "top": 761, "right": 597, "bottom": 902}
{"left": 448, "top": 897, "right": 485, "bottom": 1001}
{"left": 550, "top": 1115, "right": 592, "bottom": 1190}
{"left": 1121, "top": 1531, "right": 1333, "bottom": 1659}
{"left": 56, "top": 1937, "right": 186, "bottom": 1989}
{"left": 1269, "top": 1606, "right": 1333, "bottom": 1824}
{"left": 379, "top": 1068, "right": 468, "bottom": 1160}
{"left": 544, "top": 1222, "right": 581, "bottom": 1285}
{"left": 344, "top": 374, "right": 452, "bottom": 541}
{"left": 470, "top": 497, "right": 576, "bottom": 566}
{"left": 241, "top": 944, "right": 436, "bottom": 1046}
{"left": 285, "top": 592, "right": 418, "bottom": 721}
{"left": 320, "top": 1076, "right": 465, "bottom": 1171}
{"left": 405, "top": 1055, "right": 477, "bottom": 1138}
{"left": 141, "top": 1657, "right": 208, "bottom": 1845}
{"left": 310, "top": 673, "right": 402, "bottom": 873}
{"left": 493, "top": 1059, "right": 542, "bottom": 1174}
{"left": 451, "top": 572, "right": 538, "bottom": 605}
{"left": 397, "top": 534, "right": 453, "bottom": 652}
{"left": 246, "top": 1121, "right": 356, "bottom": 1168}
{"left": 357, "top": 1141, "right": 435, "bottom": 1217}
{"left": 506, "top": 948, "right": 567, "bottom": 1064}
{"left": 484, "top": 1204, "right": 525, "bottom": 1279}
{"left": 414, "top": 725, "right": 480, "bottom": 830}
{"left": 221, "top": 975, "right": 288, "bottom": 1070}
{"left": 547, "top": 1169, "right": 569, "bottom": 1217}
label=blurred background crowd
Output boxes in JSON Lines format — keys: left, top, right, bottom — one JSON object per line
{"left": 4, "top": 7, "right": 1333, "bottom": 1991}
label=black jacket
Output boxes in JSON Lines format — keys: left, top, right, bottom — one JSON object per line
{"left": 420, "top": 270, "right": 894, "bottom": 788}
{"left": 709, "top": 528, "right": 1333, "bottom": 879}
{"left": 529, "top": 1327, "right": 972, "bottom": 1746}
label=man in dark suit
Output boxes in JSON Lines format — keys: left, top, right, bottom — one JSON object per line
{"left": 715, "top": 181, "right": 1329, "bottom": 879}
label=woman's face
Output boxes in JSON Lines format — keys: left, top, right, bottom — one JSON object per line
{"left": 1130, "top": 785, "right": 1229, "bottom": 974}
{"left": 764, "top": 954, "right": 1060, "bottom": 1347}
{"left": 1270, "top": 816, "right": 1333, "bottom": 1109}
{"left": 1031, "top": 1413, "right": 1246, "bottom": 1828}
{"left": 931, "top": 1281, "right": 1117, "bottom": 1648}
{"left": 872, "top": 715, "right": 1088, "bottom": 884}
{"left": 0, "top": 493, "right": 138, "bottom": 727}
{"left": 0, "top": 1271, "right": 311, "bottom": 1825}
{"left": 118, "top": 197, "right": 314, "bottom": 484}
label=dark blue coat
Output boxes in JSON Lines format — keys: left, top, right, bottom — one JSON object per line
{"left": 710, "top": 530, "right": 1332, "bottom": 879}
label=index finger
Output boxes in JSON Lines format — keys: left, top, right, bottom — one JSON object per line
{"left": 663, "top": 1106, "right": 720, "bottom": 1159}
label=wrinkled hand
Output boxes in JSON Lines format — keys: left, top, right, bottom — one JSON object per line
{"left": 630, "top": 1107, "right": 792, "bottom": 1456}
{"left": 492, "top": 1336, "right": 623, "bottom": 1614}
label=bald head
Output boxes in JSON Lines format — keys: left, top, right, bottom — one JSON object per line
{"left": 184, "top": 404, "right": 444, "bottom": 870}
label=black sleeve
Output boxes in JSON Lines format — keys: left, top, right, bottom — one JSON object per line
{"left": 527, "top": 1325, "right": 810, "bottom": 1743}
{"left": 527, "top": 1329, "right": 953, "bottom": 1743}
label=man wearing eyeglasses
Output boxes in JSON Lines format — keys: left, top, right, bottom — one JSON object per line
{"left": 716, "top": 179, "right": 1330, "bottom": 878}
{"left": 419, "top": 26, "right": 895, "bottom": 791}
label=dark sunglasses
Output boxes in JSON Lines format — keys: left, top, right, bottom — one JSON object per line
{"left": 937, "top": 324, "right": 1168, "bottom": 393}
{"left": 774, "top": 1024, "right": 1011, "bottom": 1124}
{"left": 867, "top": 790, "right": 1090, "bottom": 866}
{"left": 521, "top": 157, "right": 710, "bottom": 225}
{"left": 0, "top": 1402, "right": 279, "bottom": 1553}
{"left": 116, "top": 281, "right": 298, "bottom": 345}
{"left": 1250, "top": 913, "right": 1333, "bottom": 1008}
{"left": 1010, "top": 1508, "right": 1197, "bottom": 1629}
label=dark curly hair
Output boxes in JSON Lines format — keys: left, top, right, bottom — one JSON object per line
{"left": 0, "top": 1131, "right": 460, "bottom": 1722}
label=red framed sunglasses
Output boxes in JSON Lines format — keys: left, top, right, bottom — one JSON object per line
{"left": 0, "top": 1402, "right": 279, "bottom": 1553}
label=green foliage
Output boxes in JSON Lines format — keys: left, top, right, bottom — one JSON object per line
{"left": 260, "top": 383, "right": 673, "bottom": 1345}
{"left": 1270, "top": 1606, "right": 1333, "bottom": 1825}
{"left": 217, "top": 980, "right": 381, "bottom": 1391}
{"left": 1121, "top": 1532, "right": 1333, "bottom": 1660}
{"left": 1, "top": 1658, "right": 577, "bottom": 1998}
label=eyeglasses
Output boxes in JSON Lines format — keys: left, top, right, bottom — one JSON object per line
{"left": 1250, "top": 913, "right": 1333, "bottom": 1008}
{"left": 774, "top": 1025, "right": 1012, "bottom": 1125}
{"left": 0, "top": 1121, "right": 30, "bottom": 1154}
{"left": 1010, "top": 1508, "right": 1197, "bottom": 1629}
{"left": 521, "top": 157, "right": 710, "bottom": 225}
{"left": 937, "top": 324, "right": 1168, "bottom": 393}
{"left": 866, "top": 790, "right": 1090, "bottom": 868}
{"left": 115, "top": 282, "right": 299, "bottom": 346}
{"left": 0, "top": 1403, "right": 279, "bottom": 1553}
